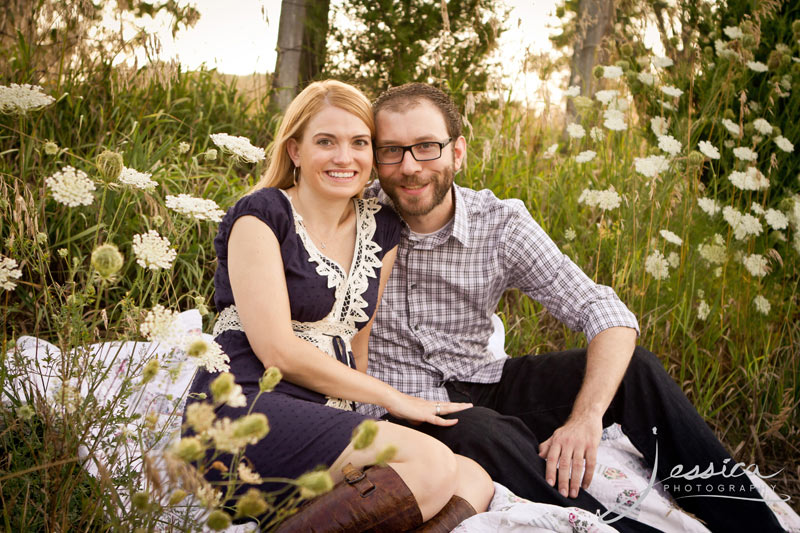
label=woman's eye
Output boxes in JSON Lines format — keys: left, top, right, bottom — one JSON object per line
{"left": 354, "top": 139, "right": 370, "bottom": 147}
{"left": 317, "top": 138, "right": 332, "bottom": 146}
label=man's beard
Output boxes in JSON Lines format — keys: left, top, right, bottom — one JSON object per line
{"left": 383, "top": 164, "right": 454, "bottom": 218}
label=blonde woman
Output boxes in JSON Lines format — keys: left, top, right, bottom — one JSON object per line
{"left": 184, "top": 80, "right": 493, "bottom": 531}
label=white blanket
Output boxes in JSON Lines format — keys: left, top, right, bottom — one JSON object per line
{"left": 6, "top": 311, "right": 798, "bottom": 532}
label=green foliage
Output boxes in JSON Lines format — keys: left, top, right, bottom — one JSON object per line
{"left": 326, "top": 0, "right": 506, "bottom": 103}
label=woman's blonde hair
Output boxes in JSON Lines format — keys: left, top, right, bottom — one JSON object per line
{"left": 250, "top": 80, "right": 374, "bottom": 193}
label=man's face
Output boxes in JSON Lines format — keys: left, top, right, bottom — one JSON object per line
{"left": 375, "top": 100, "right": 464, "bottom": 221}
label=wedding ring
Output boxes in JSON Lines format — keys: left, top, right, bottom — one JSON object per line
{"left": 435, "top": 403, "right": 441, "bottom": 416}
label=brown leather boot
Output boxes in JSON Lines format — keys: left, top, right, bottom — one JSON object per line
{"left": 274, "top": 463, "right": 423, "bottom": 532}
{"left": 410, "top": 495, "right": 476, "bottom": 532}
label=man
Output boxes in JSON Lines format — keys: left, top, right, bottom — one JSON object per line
{"left": 358, "top": 83, "right": 785, "bottom": 532}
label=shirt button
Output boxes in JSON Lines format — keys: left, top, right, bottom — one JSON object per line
{"left": 409, "top": 282, "right": 416, "bottom": 289}
{"left": 412, "top": 324, "right": 420, "bottom": 332}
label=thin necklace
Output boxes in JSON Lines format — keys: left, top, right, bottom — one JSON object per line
{"left": 291, "top": 191, "right": 344, "bottom": 250}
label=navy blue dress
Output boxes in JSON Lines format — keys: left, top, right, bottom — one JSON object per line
{"left": 184, "top": 187, "right": 401, "bottom": 499}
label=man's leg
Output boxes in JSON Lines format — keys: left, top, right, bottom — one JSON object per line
{"left": 469, "top": 347, "right": 785, "bottom": 532}
{"left": 385, "top": 406, "right": 663, "bottom": 533}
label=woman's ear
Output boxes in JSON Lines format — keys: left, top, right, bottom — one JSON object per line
{"left": 286, "top": 138, "right": 300, "bottom": 167}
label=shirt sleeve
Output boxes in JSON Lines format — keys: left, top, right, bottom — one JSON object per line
{"left": 374, "top": 204, "right": 403, "bottom": 258}
{"left": 501, "top": 201, "right": 639, "bottom": 342}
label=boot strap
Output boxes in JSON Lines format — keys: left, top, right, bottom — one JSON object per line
{"left": 342, "top": 463, "right": 376, "bottom": 497}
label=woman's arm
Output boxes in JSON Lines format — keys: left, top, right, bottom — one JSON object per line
{"left": 349, "top": 246, "right": 397, "bottom": 373}
{"left": 228, "top": 216, "right": 465, "bottom": 424}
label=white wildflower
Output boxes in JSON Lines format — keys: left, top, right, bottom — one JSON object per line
{"left": 166, "top": 194, "right": 224, "bottom": 222}
{"left": 728, "top": 167, "right": 769, "bottom": 191}
{"left": 660, "top": 85, "right": 683, "bottom": 98}
{"left": 667, "top": 251, "right": 680, "bottom": 268}
{"left": 118, "top": 167, "right": 158, "bottom": 190}
{"left": 595, "top": 90, "right": 618, "bottom": 105}
{"left": 653, "top": 56, "right": 674, "bottom": 68}
{"left": 184, "top": 335, "right": 230, "bottom": 373}
{"left": 603, "top": 65, "right": 624, "bottom": 79}
{"left": 697, "top": 197, "right": 721, "bottom": 216}
{"left": 742, "top": 253, "right": 769, "bottom": 277}
{"left": 206, "top": 415, "right": 269, "bottom": 454}
{"left": 650, "top": 116, "right": 669, "bottom": 136}
{"left": 45, "top": 166, "right": 95, "bottom": 207}
{"left": 565, "top": 85, "right": 581, "bottom": 97}
{"left": 140, "top": 305, "right": 182, "bottom": 344}
{"left": 659, "top": 100, "right": 676, "bottom": 111}
{"left": 753, "top": 295, "right": 770, "bottom": 315}
{"left": 752, "top": 118, "right": 773, "bottom": 135}
{"left": 723, "top": 26, "right": 744, "bottom": 40}
{"left": 565, "top": 228, "right": 576, "bottom": 241}
{"left": 609, "top": 97, "right": 629, "bottom": 112}
{"left": 746, "top": 61, "right": 768, "bottom": 72}
{"left": 577, "top": 188, "right": 622, "bottom": 211}
{"left": 715, "top": 39, "right": 738, "bottom": 60}
{"left": 634, "top": 155, "right": 670, "bottom": 178}
{"left": 575, "top": 150, "right": 596, "bottom": 163}
{"left": 238, "top": 463, "right": 263, "bottom": 484}
{"left": 210, "top": 133, "right": 266, "bottom": 163}
{"left": 721, "top": 118, "right": 740, "bottom": 136}
{"left": 645, "top": 250, "right": 670, "bottom": 280}
{"left": 722, "top": 206, "right": 763, "bottom": 240}
{"left": 658, "top": 135, "right": 682, "bottom": 155}
{"left": 774, "top": 135, "right": 794, "bottom": 152}
{"left": 543, "top": 143, "right": 558, "bottom": 159}
{"left": 590, "top": 127, "right": 605, "bottom": 142}
{"left": 733, "top": 146, "right": 758, "bottom": 162}
{"left": 0, "top": 84, "right": 55, "bottom": 113}
{"left": 637, "top": 72, "right": 655, "bottom": 85}
{"left": 765, "top": 209, "right": 788, "bottom": 230}
{"left": 697, "top": 300, "right": 710, "bottom": 321}
{"left": 697, "top": 237, "right": 727, "bottom": 265}
{"left": 751, "top": 203, "right": 765, "bottom": 215}
{"left": 603, "top": 109, "right": 627, "bottom": 131}
{"left": 132, "top": 230, "right": 176, "bottom": 270}
{"left": 177, "top": 142, "right": 190, "bottom": 154}
{"left": 752, "top": 135, "right": 763, "bottom": 144}
{"left": 566, "top": 123, "right": 586, "bottom": 139}
{"left": 1, "top": 255, "right": 23, "bottom": 291}
{"left": 698, "top": 141, "right": 720, "bottom": 159}
{"left": 660, "top": 229, "right": 683, "bottom": 246}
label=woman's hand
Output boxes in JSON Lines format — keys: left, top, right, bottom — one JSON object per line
{"left": 383, "top": 389, "right": 472, "bottom": 426}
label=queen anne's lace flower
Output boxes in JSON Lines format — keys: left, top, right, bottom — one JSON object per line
{"left": 590, "top": 127, "right": 605, "bottom": 142}
{"left": 185, "top": 335, "right": 230, "bottom": 373}
{"left": 119, "top": 167, "right": 158, "bottom": 190}
{"left": 751, "top": 203, "right": 765, "bottom": 215}
{"left": 595, "top": 90, "right": 618, "bottom": 104}
{"left": 752, "top": 118, "right": 773, "bottom": 135}
{"left": 602, "top": 65, "right": 624, "bottom": 79}
{"left": 657, "top": 135, "right": 682, "bottom": 155}
{"left": 637, "top": 72, "right": 655, "bottom": 85}
{"left": 765, "top": 209, "right": 788, "bottom": 230}
{"left": 543, "top": 143, "right": 558, "bottom": 159}
{"left": 753, "top": 295, "right": 771, "bottom": 315}
{"left": 575, "top": 150, "right": 596, "bottom": 163}
{"left": 578, "top": 188, "right": 621, "bottom": 211}
{"left": 650, "top": 116, "right": 669, "bottom": 137}
{"left": 45, "top": 166, "right": 95, "bottom": 207}
{"left": 728, "top": 167, "right": 769, "bottom": 190}
{"left": 660, "top": 229, "right": 683, "bottom": 246}
{"left": 746, "top": 61, "right": 768, "bottom": 72}
{"left": 645, "top": 250, "right": 670, "bottom": 280}
{"left": 697, "top": 300, "right": 710, "bottom": 321}
{"left": 210, "top": 133, "right": 266, "bottom": 163}
{"left": 742, "top": 253, "right": 769, "bottom": 277}
{"left": 0, "top": 84, "right": 55, "bottom": 113}
{"left": 634, "top": 155, "right": 670, "bottom": 178}
{"left": 238, "top": 463, "right": 263, "bottom": 484}
{"left": 132, "top": 230, "right": 176, "bottom": 270}
{"left": 723, "top": 206, "right": 763, "bottom": 240}
{"left": 723, "top": 26, "right": 744, "bottom": 39}
{"left": 732, "top": 146, "right": 758, "bottom": 162}
{"left": 565, "top": 85, "right": 581, "bottom": 97}
{"left": 697, "top": 197, "right": 721, "bottom": 216}
{"left": 774, "top": 135, "right": 794, "bottom": 152}
{"left": 698, "top": 141, "right": 720, "bottom": 159}
{"left": 721, "top": 118, "right": 740, "bottom": 136}
{"left": 0, "top": 255, "right": 23, "bottom": 291}
{"left": 653, "top": 56, "right": 674, "bottom": 68}
{"left": 603, "top": 109, "right": 626, "bottom": 131}
{"left": 566, "top": 123, "right": 586, "bottom": 139}
{"left": 697, "top": 235, "right": 727, "bottom": 265}
{"left": 140, "top": 304, "right": 182, "bottom": 343}
{"left": 166, "top": 194, "right": 224, "bottom": 222}
{"left": 660, "top": 85, "right": 683, "bottom": 98}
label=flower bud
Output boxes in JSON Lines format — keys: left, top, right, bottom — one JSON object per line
{"left": 36, "top": 232, "right": 47, "bottom": 245}
{"left": 131, "top": 491, "right": 150, "bottom": 511}
{"left": 168, "top": 489, "right": 188, "bottom": 506}
{"left": 91, "top": 243, "right": 124, "bottom": 281}
{"left": 206, "top": 510, "right": 232, "bottom": 531}
{"left": 768, "top": 50, "right": 782, "bottom": 70}
{"left": 688, "top": 150, "right": 705, "bottom": 168}
{"left": 296, "top": 470, "right": 334, "bottom": 499}
{"left": 177, "top": 141, "right": 190, "bottom": 154}
{"left": 620, "top": 43, "right": 633, "bottom": 57}
{"left": 18, "top": 404, "right": 35, "bottom": 420}
{"left": 232, "top": 413, "right": 269, "bottom": 442}
{"left": 194, "top": 295, "right": 210, "bottom": 315}
{"left": 351, "top": 419, "right": 378, "bottom": 450}
{"left": 615, "top": 59, "right": 629, "bottom": 71}
{"left": 592, "top": 65, "right": 604, "bottom": 79}
{"left": 186, "top": 402, "right": 215, "bottom": 433}
{"left": 722, "top": 108, "right": 736, "bottom": 120}
{"left": 141, "top": 358, "right": 160, "bottom": 384}
{"left": 793, "top": 20, "right": 800, "bottom": 36}
{"left": 259, "top": 366, "right": 282, "bottom": 392}
{"left": 210, "top": 372, "right": 235, "bottom": 404}
{"left": 96, "top": 149, "right": 124, "bottom": 181}
{"left": 43, "top": 141, "right": 59, "bottom": 155}
{"left": 235, "top": 488, "right": 269, "bottom": 518}
{"left": 172, "top": 436, "right": 206, "bottom": 462}
{"left": 203, "top": 149, "right": 217, "bottom": 162}
{"left": 573, "top": 96, "right": 593, "bottom": 110}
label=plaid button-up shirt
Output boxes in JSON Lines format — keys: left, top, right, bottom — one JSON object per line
{"left": 357, "top": 184, "right": 639, "bottom": 418}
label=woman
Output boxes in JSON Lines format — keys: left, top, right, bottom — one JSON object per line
{"left": 184, "top": 80, "right": 493, "bottom": 531}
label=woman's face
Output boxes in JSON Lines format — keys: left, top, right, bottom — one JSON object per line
{"left": 287, "top": 105, "right": 373, "bottom": 201}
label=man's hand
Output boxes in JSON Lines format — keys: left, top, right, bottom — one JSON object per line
{"left": 538, "top": 415, "right": 603, "bottom": 498}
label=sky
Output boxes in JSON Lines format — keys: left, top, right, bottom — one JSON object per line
{"left": 130, "top": 0, "right": 565, "bottom": 102}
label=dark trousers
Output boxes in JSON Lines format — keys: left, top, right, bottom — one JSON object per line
{"left": 385, "top": 347, "right": 785, "bottom": 533}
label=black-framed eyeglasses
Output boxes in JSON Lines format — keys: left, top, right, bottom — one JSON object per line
{"left": 375, "top": 138, "right": 452, "bottom": 165}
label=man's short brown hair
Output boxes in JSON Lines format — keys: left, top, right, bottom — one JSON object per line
{"left": 373, "top": 83, "right": 462, "bottom": 139}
